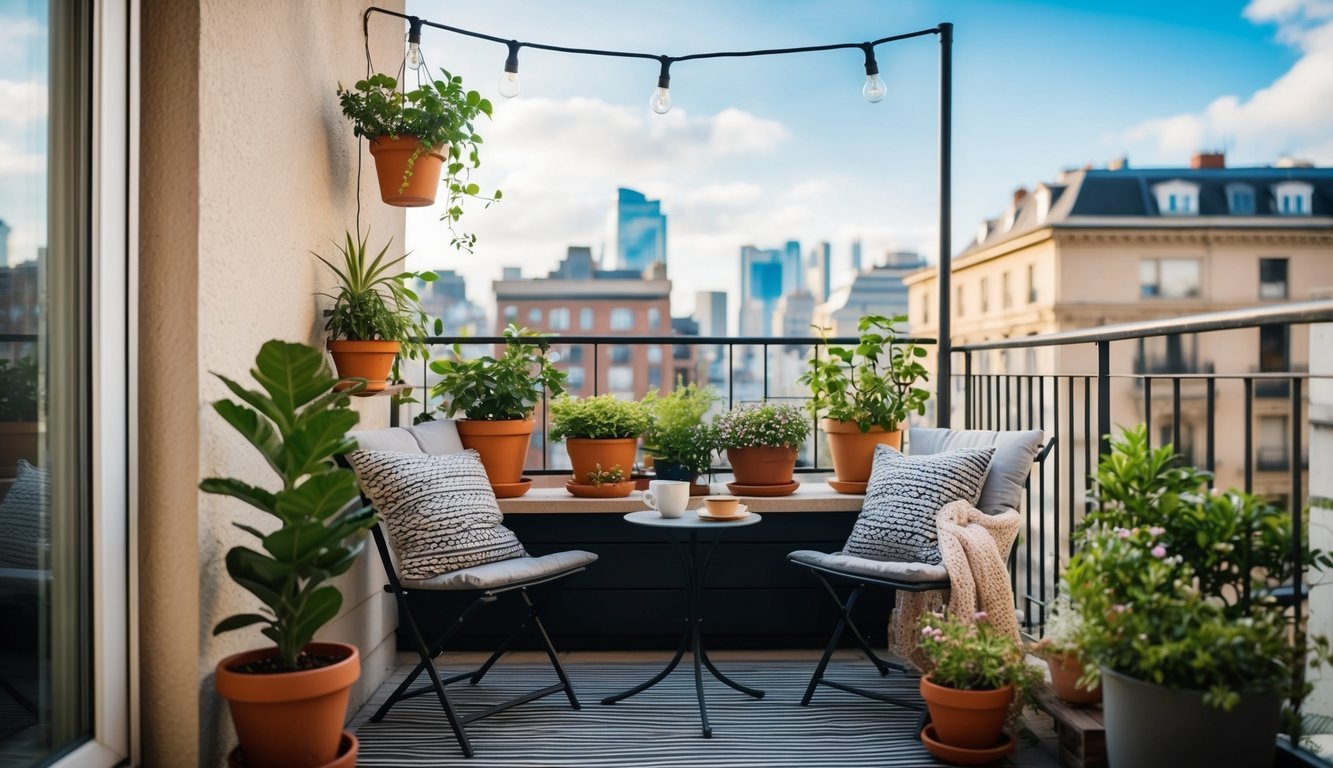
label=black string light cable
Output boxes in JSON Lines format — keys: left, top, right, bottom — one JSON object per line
{"left": 362, "top": 6, "right": 942, "bottom": 112}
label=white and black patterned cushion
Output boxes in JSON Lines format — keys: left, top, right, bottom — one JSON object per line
{"left": 843, "top": 444, "right": 994, "bottom": 565}
{"left": 0, "top": 459, "right": 48, "bottom": 569}
{"left": 348, "top": 449, "right": 527, "bottom": 580}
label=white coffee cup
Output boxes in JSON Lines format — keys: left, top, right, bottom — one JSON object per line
{"left": 644, "top": 479, "right": 690, "bottom": 518}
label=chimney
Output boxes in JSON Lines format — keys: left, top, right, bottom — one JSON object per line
{"left": 1190, "top": 151, "right": 1225, "bottom": 169}
{"left": 1012, "top": 187, "right": 1028, "bottom": 206}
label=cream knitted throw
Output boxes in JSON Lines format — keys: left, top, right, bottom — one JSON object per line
{"left": 889, "top": 500, "right": 1021, "bottom": 669}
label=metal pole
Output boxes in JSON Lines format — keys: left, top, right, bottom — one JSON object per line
{"left": 936, "top": 22, "right": 953, "bottom": 428}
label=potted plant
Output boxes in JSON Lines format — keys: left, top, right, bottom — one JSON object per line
{"left": 712, "top": 402, "right": 810, "bottom": 491}
{"left": 799, "top": 313, "right": 929, "bottom": 491}
{"left": 200, "top": 341, "right": 377, "bottom": 768}
{"left": 337, "top": 70, "right": 500, "bottom": 250}
{"left": 316, "top": 229, "right": 435, "bottom": 393}
{"left": 917, "top": 610, "right": 1041, "bottom": 763}
{"left": 549, "top": 394, "right": 650, "bottom": 497}
{"left": 1033, "top": 586, "right": 1100, "bottom": 705}
{"left": 1065, "top": 425, "right": 1333, "bottom": 768}
{"left": 642, "top": 381, "right": 718, "bottom": 485}
{"left": 428, "top": 325, "right": 566, "bottom": 497}
{"left": 0, "top": 355, "right": 38, "bottom": 476}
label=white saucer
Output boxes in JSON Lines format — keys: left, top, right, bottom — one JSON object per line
{"left": 697, "top": 504, "right": 749, "bottom": 521}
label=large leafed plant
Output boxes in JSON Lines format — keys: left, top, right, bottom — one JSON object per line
{"left": 800, "top": 313, "right": 929, "bottom": 432}
{"left": 429, "top": 325, "right": 566, "bottom": 421}
{"left": 199, "top": 341, "right": 377, "bottom": 670}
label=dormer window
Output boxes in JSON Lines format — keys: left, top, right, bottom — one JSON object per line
{"left": 1003, "top": 205, "right": 1019, "bottom": 231}
{"left": 1153, "top": 180, "right": 1200, "bottom": 216}
{"left": 1035, "top": 187, "right": 1052, "bottom": 223}
{"left": 976, "top": 221, "right": 991, "bottom": 245}
{"left": 1274, "top": 181, "right": 1313, "bottom": 216}
{"left": 1227, "top": 183, "right": 1255, "bottom": 214}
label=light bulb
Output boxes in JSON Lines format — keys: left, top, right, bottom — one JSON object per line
{"left": 499, "top": 70, "right": 520, "bottom": 98}
{"left": 862, "top": 73, "right": 887, "bottom": 103}
{"left": 650, "top": 86, "right": 672, "bottom": 114}
{"left": 406, "top": 41, "right": 422, "bottom": 70}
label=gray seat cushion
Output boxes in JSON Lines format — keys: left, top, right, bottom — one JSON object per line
{"left": 909, "top": 428, "right": 1043, "bottom": 516}
{"left": 788, "top": 549, "right": 949, "bottom": 584}
{"left": 408, "top": 419, "right": 464, "bottom": 455}
{"left": 402, "top": 549, "right": 598, "bottom": 591}
{"left": 350, "top": 427, "right": 422, "bottom": 454}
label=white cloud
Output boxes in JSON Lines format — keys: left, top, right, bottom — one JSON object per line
{"left": 0, "top": 79, "right": 47, "bottom": 128}
{"left": 1119, "top": 0, "right": 1333, "bottom": 164}
{"left": 0, "top": 141, "right": 41, "bottom": 174}
{"left": 0, "top": 17, "right": 41, "bottom": 61}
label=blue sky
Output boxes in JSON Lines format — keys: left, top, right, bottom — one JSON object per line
{"left": 401, "top": 0, "right": 1332, "bottom": 323}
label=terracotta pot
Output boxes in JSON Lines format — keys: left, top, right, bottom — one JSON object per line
{"left": 229, "top": 732, "right": 358, "bottom": 768}
{"left": 726, "top": 446, "right": 797, "bottom": 486}
{"left": 821, "top": 419, "right": 901, "bottom": 484}
{"left": 1046, "top": 651, "right": 1101, "bottom": 705}
{"left": 456, "top": 418, "right": 534, "bottom": 489}
{"left": 0, "top": 422, "right": 39, "bottom": 476}
{"left": 919, "top": 675, "right": 1014, "bottom": 750}
{"left": 215, "top": 642, "right": 360, "bottom": 768}
{"left": 565, "top": 437, "right": 638, "bottom": 484}
{"left": 327, "top": 340, "right": 399, "bottom": 392}
{"left": 368, "top": 136, "right": 447, "bottom": 207}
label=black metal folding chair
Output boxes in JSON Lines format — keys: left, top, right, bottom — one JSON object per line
{"left": 789, "top": 430, "right": 1054, "bottom": 734}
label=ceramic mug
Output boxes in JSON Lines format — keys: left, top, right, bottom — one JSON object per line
{"left": 703, "top": 495, "right": 739, "bottom": 516}
{"left": 644, "top": 479, "right": 690, "bottom": 518}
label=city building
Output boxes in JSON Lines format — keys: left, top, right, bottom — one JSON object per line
{"left": 783, "top": 239, "right": 803, "bottom": 295}
{"left": 0, "top": 220, "right": 11, "bottom": 268}
{"left": 738, "top": 245, "right": 784, "bottom": 336}
{"left": 806, "top": 240, "right": 832, "bottom": 303}
{"left": 693, "top": 290, "right": 727, "bottom": 337}
{"left": 816, "top": 250, "right": 926, "bottom": 336}
{"left": 415, "top": 269, "right": 486, "bottom": 336}
{"left": 614, "top": 187, "right": 667, "bottom": 273}
{"left": 850, "top": 238, "right": 863, "bottom": 273}
{"left": 905, "top": 152, "right": 1333, "bottom": 495}
{"left": 775, "top": 291, "right": 816, "bottom": 338}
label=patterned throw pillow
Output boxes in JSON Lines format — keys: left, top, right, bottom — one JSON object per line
{"left": 0, "top": 459, "right": 49, "bottom": 569}
{"left": 348, "top": 449, "right": 527, "bottom": 580}
{"left": 843, "top": 444, "right": 995, "bottom": 565}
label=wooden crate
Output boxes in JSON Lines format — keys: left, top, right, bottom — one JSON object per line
{"left": 1033, "top": 683, "right": 1106, "bottom": 768}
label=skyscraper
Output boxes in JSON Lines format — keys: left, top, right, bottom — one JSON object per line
{"left": 738, "top": 245, "right": 784, "bottom": 336}
{"left": 806, "top": 241, "right": 832, "bottom": 302}
{"left": 0, "top": 220, "right": 10, "bottom": 268}
{"left": 782, "top": 240, "right": 802, "bottom": 295}
{"left": 616, "top": 187, "right": 667, "bottom": 273}
{"left": 851, "top": 239, "right": 863, "bottom": 273}
{"left": 693, "top": 291, "right": 727, "bottom": 337}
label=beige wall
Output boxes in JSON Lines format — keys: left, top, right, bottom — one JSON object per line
{"left": 139, "top": 1, "right": 405, "bottom": 765}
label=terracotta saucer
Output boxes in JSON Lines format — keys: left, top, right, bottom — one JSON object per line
{"left": 491, "top": 478, "right": 533, "bottom": 499}
{"left": 726, "top": 481, "right": 800, "bottom": 497}
{"left": 920, "top": 724, "right": 1015, "bottom": 766}
{"left": 697, "top": 504, "right": 750, "bottom": 521}
{"left": 565, "top": 480, "right": 636, "bottom": 498}
{"left": 827, "top": 477, "right": 868, "bottom": 494}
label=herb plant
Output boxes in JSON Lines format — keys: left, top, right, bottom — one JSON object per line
{"left": 199, "top": 341, "right": 377, "bottom": 670}
{"left": 799, "top": 313, "right": 930, "bottom": 432}
{"left": 713, "top": 402, "right": 811, "bottom": 450}
{"left": 586, "top": 463, "right": 626, "bottom": 487}
{"left": 919, "top": 611, "right": 1042, "bottom": 698}
{"left": 643, "top": 381, "right": 719, "bottom": 475}
{"left": 1066, "top": 425, "right": 1333, "bottom": 710}
{"left": 549, "top": 394, "right": 650, "bottom": 441}
{"left": 337, "top": 70, "right": 501, "bottom": 252}
{"left": 429, "top": 325, "right": 566, "bottom": 421}
{"left": 0, "top": 356, "right": 38, "bottom": 421}
{"left": 316, "top": 230, "right": 436, "bottom": 368}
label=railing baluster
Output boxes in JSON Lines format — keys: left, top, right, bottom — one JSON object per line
{"left": 1244, "top": 377, "right": 1254, "bottom": 494}
{"left": 1205, "top": 378, "right": 1216, "bottom": 488}
{"left": 1171, "top": 377, "right": 1182, "bottom": 455}
{"left": 964, "top": 352, "right": 973, "bottom": 429}
{"left": 1143, "top": 375, "right": 1152, "bottom": 449}
{"left": 1067, "top": 375, "right": 1077, "bottom": 559}
{"left": 1290, "top": 376, "right": 1305, "bottom": 744}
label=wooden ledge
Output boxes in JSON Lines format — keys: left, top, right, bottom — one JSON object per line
{"left": 498, "top": 480, "right": 866, "bottom": 515}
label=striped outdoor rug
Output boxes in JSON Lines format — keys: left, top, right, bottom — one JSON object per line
{"left": 352, "top": 659, "right": 950, "bottom": 767}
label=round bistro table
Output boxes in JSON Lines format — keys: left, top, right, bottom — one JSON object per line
{"left": 600, "top": 509, "right": 765, "bottom": 737}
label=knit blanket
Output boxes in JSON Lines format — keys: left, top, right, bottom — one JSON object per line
{"left": 889, "top": 500, "right": 1021, "bottom": 669}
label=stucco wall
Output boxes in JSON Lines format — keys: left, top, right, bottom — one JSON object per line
{"left": 139, "top": 1, "right": 405, "bottom": 765}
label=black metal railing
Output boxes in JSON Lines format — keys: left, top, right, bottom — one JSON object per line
{"left": 395, "top": 334, "right": 937, "bottom": 477}
{"left": 954, "top": 298, "right": 1333, "bottom": 743}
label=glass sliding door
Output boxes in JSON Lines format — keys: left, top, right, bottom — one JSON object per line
{"left": 0, "top": 0, "right": 98, "bottom": 763}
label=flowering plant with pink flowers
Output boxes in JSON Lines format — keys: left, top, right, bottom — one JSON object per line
{"left": 711, "top": 402, "right": 811, "bottom": 450}
{"left": 917, "top": 611, "right": 1041, "bottom": 697}
{"left": 1065, "top": 425, "right": 1333, "bottom": 710}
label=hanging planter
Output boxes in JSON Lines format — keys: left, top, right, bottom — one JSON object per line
{"left": 367, "top": 136, "right": 447, "bottom": 207}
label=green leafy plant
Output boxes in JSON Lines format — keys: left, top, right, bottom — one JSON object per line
{"left": 712, "top": 402, "right": 811, "bottom": 450}
{"left": 337, "top": 70, "right": 500, "bottom": 251}
{"left": 799, "top": 313, "right": 930, "bottom": 432}
{"left": 199, "top": 341, "right": 377, "bottom": 670}
{"left": 429, "top": 325, "right": 566, "bottom": 421}
{"left": 586, "top": 463, "right": 626, "bottom": 487}
{"left": 1066, "top": 425, "right": 1333, "bottom": 711}
{"left": 642, "top": 381, "right": 719, "bottom": 475}
{"left": 549, "top": 394, "right": 650, "bottom": 441}
{"left": 919, "top": 610, "right": 1042, "bottom": 700}
{"left": 0, "top": 355, "right": 38, "bottom": 421}
{"left": 316, "top": 230, "right": 437, "bottom": 364}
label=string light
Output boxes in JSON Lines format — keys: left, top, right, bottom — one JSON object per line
{"left": 406, "top": 16, "right": 423, "bottom": 70}
{"left": 650, "top": 57, "right": 673, "bottom": 115}
{"left": 499, "top": 40, "right": 521, "bottom": 98}
{"left": 861, "top": 44, "right": 886, "bottom": 103}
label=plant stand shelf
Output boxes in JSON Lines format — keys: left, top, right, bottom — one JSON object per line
{"left": 1033, "top": 683, "right": 1106, "bottom": 768}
